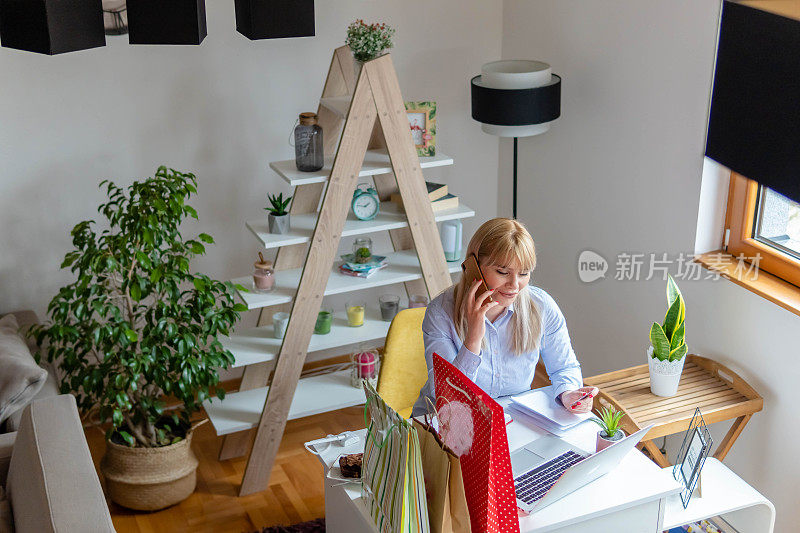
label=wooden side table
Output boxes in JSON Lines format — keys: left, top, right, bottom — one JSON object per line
{"left": 584, "top": 355, "right": 763, "bottom": 467}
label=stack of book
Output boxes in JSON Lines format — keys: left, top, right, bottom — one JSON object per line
{"left": 339, "top": 254, "right": 388, "bottom": 278}
{"left": 390, "top": 181, "right": 458, "bottom": 213}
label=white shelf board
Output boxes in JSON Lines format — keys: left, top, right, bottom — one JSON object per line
{"left": 269, "top": 149, "right": 454, "bottom": 187}
{"left": 203, "top": 370, "right": 365, "bottom": 435}
{"left": 231, "top": 249, "right": 462, "bottom": 310}
{"left": 246, "top": 202, "right": 475, "bottom": 250}
{"left": 319, "top": 96, "right": 352, "bottom": 118}
{"left": 223, "top": 307, "right": 391, "bottom": 368}
{"left": 661, "top": 458, "right": 775, "bottom": 530}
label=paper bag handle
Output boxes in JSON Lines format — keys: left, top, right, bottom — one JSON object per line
{"left": 363, "top": 394, "right": 399, "bottom": 448}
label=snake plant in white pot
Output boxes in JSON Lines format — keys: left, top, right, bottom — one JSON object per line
{"left": 648, "top": 275, "right": 687, "bottom": 397}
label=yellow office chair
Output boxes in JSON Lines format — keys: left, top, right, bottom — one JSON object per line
{"left": 376, "top": 307, "right": 428, "bottom": 418}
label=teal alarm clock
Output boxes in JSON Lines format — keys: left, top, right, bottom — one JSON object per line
{"left": 352, "top": 183, "right": 380, "bottom": 221}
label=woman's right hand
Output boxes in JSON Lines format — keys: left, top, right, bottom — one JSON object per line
{"left": 464, "top": 278, "right": 499, "bottom": 354}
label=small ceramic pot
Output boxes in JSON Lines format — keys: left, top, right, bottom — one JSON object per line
{"left": 268, "top": 213, "right": 290, "bottom": 234}
{"left": 647, "top": 346, "right": 686, "bottom": 397}
{"left": 596, "top": 429, "right": 626, "bottom": 452}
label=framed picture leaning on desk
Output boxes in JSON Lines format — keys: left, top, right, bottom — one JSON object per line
{"left": 673, "top": 408, "right": 713, "bottom": 508}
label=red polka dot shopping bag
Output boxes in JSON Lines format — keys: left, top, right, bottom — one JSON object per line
{"left": 433, "top": 353, "right": 520, "bottom": 533}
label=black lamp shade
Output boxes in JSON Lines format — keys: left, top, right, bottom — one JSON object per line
{"left": 234, "top": 0, "right": 315, "bottom": 40}
{"left": 705, "top": 2, "right": 800, "bottom": 203}
{"left": 0, "top": 0, "right": 105, "bottom": 55}
{"left": 471, "top": 75, "right": 561, "bottom": 127}
{"left": 127, "top": 0, "right": 207, "bottom": 45}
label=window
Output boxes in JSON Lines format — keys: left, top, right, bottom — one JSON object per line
{"left": 726, "top": 173, "right": 800, "bottom": 288}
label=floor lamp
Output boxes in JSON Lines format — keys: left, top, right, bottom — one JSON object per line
{"left": 471, "top": 61, "right": 561, "bottom": 219}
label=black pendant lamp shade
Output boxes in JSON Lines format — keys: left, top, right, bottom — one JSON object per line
{"left": 471, "top": 61, "right": 561, "bottom": 138}
{"left": 127, "top": 0, "right": 207, "bottom": 45}
{"left": 0, "top": 0, "right": 105, "bottom": 54}
{"left": 705, "top": 2, "right": 800, "bottom": 203}
{"left": 234, "top": 0, "right": 315, "bottom": 40}
{"left": 471, "top": 75, "right": 561, "bottom": 128}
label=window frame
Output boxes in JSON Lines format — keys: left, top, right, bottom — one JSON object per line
{"left": 726, "top": 172, "right": 800, "bottom": 287}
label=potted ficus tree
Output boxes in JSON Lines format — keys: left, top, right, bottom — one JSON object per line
{"left": 592, "top": 406, "right": 626, "bottom": 452}
{"left": 30, "top": 166, "right": 246, "bottom": 511}
{"left": 647, "top": 274, "right": 688, "bottom": 397}
{"left": 265, "top": 192, "right": 292, "bottom": 234}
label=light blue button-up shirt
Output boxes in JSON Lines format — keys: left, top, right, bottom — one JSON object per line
{"left": 411, "top": 284, "right": 583, "bottom": 417}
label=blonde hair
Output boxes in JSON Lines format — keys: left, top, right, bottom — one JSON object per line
{"left": 452, "top": 218, "right": 541, "bottom": 356}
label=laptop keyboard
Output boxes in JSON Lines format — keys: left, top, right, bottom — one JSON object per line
{"left": 514, "top": 450, "right": 584, "bottom": 505}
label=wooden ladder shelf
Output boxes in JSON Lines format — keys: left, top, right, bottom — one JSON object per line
{"left": 209, "top": 47, "right": 462, "bottom": 496}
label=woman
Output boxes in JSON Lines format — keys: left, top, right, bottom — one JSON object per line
{"left": 411, "top": 218, "right": 597, "bottom": 417}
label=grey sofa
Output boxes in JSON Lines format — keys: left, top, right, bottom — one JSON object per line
{"left": 0, "top": 394, "right": 115, "bottom": 532}
{"left": 0, "top": 311, "right": 59, "bottom": 434}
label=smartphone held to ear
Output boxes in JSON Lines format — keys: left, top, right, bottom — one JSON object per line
{"left": 461, "top": 253, "right": 493, "bottom": 302}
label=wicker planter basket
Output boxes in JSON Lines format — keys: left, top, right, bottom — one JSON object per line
{"left": 100, "top": 429, "right": 199, "bottom": 511}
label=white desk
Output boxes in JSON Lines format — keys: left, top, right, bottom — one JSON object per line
{"left": 313, "top": 397, "right": 683, "bottom": 533}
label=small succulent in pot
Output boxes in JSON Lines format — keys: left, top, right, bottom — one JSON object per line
{"left": 592, "top": 405, "right": 626, "bottom": 452}
{"left": 265, "top": 192, "right": 292, "bottom": 234}
{"left": 345, "top": 19, "right": 396, "bottom": 63}
{"left": 355, "top": 246, "right": 372, "bottom": 264}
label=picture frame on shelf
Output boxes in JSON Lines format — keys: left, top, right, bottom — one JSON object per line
{"left": 405, "top": 101, "right": 436, "bottom": 157}
{"left": 673, "top": 408, "right": 713, "bottom": 508}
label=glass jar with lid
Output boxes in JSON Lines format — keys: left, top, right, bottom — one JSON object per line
{"left": 352, "top": 237, "right": 373, "bottom": 264}
{"left": 253, "top": 252, "right": 275, "bottom": 293}
{"left": 294, "top": 112, "right": 324, "bottom": 172}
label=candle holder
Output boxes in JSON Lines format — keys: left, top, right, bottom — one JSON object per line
{"left": 378, "top": 294, "right": 400, "bottom": 322}
{"left": 346, "top": 300, "right": 366, "bottom": 327}
{"left": 409, "top": 294, "right": 429, "bottom": 308}
{"left": 272, "top": 312, "right": 290, "bottom": 339}
{"left": 314, "top": 307, "right": 333, "bottom": 335}
{"left": 351, "top": 348, "right": 379, "bottom": 388}
{"left": 253, "top": 252, "right": 275, "bottom": 293}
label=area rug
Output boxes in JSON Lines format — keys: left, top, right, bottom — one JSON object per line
{"left": 247, "top": 517, "right": 325, "bottom": 533}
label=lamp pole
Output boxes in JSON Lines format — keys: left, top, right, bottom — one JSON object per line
{"left": 513, "top": 137, "right": 518, "bottom": 219}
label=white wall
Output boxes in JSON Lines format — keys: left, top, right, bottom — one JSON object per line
{"left": 0, "top": 2, "right": 502, "bottom": 337}
{"left": 503, "top": 0, "right": 799, "bottom": 528}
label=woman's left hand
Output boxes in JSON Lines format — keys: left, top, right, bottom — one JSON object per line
{"left": 560, "top": 387, "right": 599, "bottom": 414}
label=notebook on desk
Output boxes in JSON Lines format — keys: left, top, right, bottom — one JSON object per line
{"left": 508, "top": 386, "right": 592, "bottom": 436}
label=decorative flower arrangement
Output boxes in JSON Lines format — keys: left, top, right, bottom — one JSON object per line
{"left": 345, "top": 19, "right": 396, "bottom": 62}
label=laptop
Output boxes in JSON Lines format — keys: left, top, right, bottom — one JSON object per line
{"left": 510, "top": 424, "right": 653, "bottom": 512}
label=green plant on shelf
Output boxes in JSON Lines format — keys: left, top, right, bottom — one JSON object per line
{"left": 354, "top": 246, "right": 373, "bottom": 264}
{"left": 591, "top": 406, "right": 626, "bottom": 439}
{"left": 649, "top": 274, "right": 687, "bottom": 362}
{"left": 265, "top": 193, "right": 292, "bottom": 216}
{"left": 30, "top": 166, "right": 247, "bottom": 449}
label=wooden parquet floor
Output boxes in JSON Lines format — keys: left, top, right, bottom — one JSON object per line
{"left": 84, "top": 405, "right": 365, "bottom": 533}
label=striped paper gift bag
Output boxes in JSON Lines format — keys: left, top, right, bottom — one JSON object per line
{"left": 362, "top": 381, "right": 430, "bottom": 533}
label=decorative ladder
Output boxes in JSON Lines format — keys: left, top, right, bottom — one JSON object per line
{"left": 202, "top": 46, "right": 474, "bottom": 496}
